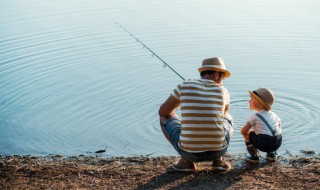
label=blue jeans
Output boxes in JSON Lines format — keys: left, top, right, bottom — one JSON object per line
{"left": 162, "top": 116, "right": 232, "bottom": 162}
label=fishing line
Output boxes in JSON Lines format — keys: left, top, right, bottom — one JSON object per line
{"left": 114, "top": 20, "right": 185, "bottom": 81}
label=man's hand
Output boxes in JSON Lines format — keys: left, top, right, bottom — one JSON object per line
{"left": 224, "top": 104, "right": 229, "bottom": 115}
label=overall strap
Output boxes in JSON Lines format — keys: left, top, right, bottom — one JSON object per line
{"left": 256, "top": 113, "right": 276, "bottom": 136}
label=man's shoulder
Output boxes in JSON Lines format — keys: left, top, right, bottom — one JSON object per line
{"left": 185, "top": 79, "right": 200, "bottom": 83}
{"left": 181, "top": 79, "right": 203, "bottom": 86}
{"left": 221, "top": 86, "right": 229, "bottom": 93}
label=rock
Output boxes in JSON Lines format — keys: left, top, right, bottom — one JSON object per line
{"left": 95, "top": 149, "right": 106, "bottom": 153}
{"left": 300, "top": 150, "right": 315, "bottom": 155}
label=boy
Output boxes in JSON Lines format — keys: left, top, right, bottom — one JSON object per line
{"left": 240, "top": 88, "right": 282, "bottom": 163}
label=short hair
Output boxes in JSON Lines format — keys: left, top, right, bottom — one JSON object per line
{"left": 200, "top": 70, "right": 226, "bottom": 77}
{"left": 200, "top": 70, "right": 215, "bottom": 77}
{"left": 250, "top": 94, "right": 268, "bottom": 110}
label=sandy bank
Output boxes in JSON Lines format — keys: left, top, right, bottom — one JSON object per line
{"left": 1, "top": 153, "right": 319, "bottom": 189}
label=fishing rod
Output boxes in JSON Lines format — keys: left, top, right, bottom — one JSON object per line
{"left": 114, "top": 20, "right": 185, "bottom": 81}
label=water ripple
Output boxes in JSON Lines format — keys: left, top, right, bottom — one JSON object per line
{"left": 1, "top": 0, "right": 319, "bottom": 156}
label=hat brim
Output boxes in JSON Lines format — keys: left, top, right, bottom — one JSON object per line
{"left": 198, "top": 67, "right": 231, "bottom": 78}
{"left": 248, "top": 90, "right": 271, "bottom": 110}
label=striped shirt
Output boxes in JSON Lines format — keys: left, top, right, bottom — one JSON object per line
{"left": 171, "top": 79, "right": 230, "bottom": 152}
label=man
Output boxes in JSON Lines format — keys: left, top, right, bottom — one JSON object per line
{"left": 159, "top": 57, "right": 233, "bottom": 172}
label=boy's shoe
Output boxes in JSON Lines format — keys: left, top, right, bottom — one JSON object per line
{"left": 171, "top": 158, "right": 195, "bottom": 172}
{"left": 266, "top": 152, "right": 276, "bottom": 162}
{"left": 212, "top": 157, "right": 232, "bottom": 171}
{"left": 244, "top": 154, "right": 259, "bottom": 163}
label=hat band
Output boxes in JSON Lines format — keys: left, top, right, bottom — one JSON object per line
{"left": 201, "top": 65, "right": 226, "bottom": 70}
{"left": 252, "top": 90, "right": 263, "bottom": 100}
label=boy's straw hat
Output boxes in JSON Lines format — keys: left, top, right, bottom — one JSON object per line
{"left": 249, "top": 88, "right": 275, "bottom": 111}
{"left": 198, "top": 57, "right": 231, "bottom": 78}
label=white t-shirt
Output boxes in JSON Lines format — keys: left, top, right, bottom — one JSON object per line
{"left": 247, "top": 110, "right": 282, "bottom": 136}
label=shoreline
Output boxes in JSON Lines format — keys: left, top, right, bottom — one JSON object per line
{"left": 1, "top": 153, "right": 319, "bottom": 189}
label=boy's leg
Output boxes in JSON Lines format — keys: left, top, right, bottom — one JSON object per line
{"left": 240, "top": 128, "right": 259, "bottom": 163}
{"left": 265, "top": 135, "right": 282, "bottom": 162}
{"left": 244, "top": 131, "right": 259, "bottom": 163}
{"left": 266, "top": 152, "right": 276, "bottom": 162}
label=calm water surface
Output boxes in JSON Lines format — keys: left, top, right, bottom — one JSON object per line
{"left": 1, "top": 0, "right": 320, "bottom": 157}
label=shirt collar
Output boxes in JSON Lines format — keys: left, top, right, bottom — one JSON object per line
{"left": 199, "top": 78, "right": 217, "bottom": 84}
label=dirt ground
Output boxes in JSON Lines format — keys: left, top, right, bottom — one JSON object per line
{"left": 0, "top": 153, "right": 319, "bottom": 190}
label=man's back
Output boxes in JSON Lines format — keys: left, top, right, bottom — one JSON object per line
{"left": 171, "top": 79, "right": 228, "bottom": 152}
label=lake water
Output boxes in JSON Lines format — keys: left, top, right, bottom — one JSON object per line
{"left": 1, "top": 0, "right": 319, "bottom": 157}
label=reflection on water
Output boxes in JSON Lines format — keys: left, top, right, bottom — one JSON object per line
{"left": 0, "top": 0, "right": 319, "bottom": 156}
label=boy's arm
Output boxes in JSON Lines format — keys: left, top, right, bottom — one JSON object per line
{"left": 240, "top": 122, "right": 252, "bottom": 142}
{"left": 240, "top": 122, "right": 252, "bottom": 135}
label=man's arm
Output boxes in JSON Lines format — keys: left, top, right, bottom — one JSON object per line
{"left": 159, "top": 95, "right": 180, "bottom": 117}
{"left": 224, "top": 104, "right": 229, "bottom": 115}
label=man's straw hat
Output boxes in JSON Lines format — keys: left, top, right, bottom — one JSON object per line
{"left": 249, "top": 88, "right": 275, "bottom": 111}
{"left": 198, "top": 57, "right": 231, "bottom": 78}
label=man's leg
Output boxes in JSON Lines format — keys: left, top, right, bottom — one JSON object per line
{"left": 159, "top": 115, "right": 195, "bottom": 172}
{"left": 212, "top": 118, "right": 233, "bottom": 171}
{"left": 224, "top": 116, "right": 234, "bottom": 139}
{"left": 159, "top": 115, "right": 182, "bottom": 148}
{"left": 160, "top": 116, "right": 172, "bottom": 144}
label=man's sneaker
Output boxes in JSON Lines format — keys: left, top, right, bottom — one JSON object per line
{"left": 171, "top": 158, "right": 195, "bottom": 172}
{"left": 244, "top": 154, "right": 259, "bottom": 163}
{"left": 266, "top": 152, "right": 276, "bottom": 162}
{"left": 212, "top": 157, "right": 232, "bottom": 171}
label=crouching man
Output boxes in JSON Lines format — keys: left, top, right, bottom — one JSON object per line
{"left": 159, "top": 57, "right": 234, "bottom": 172}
